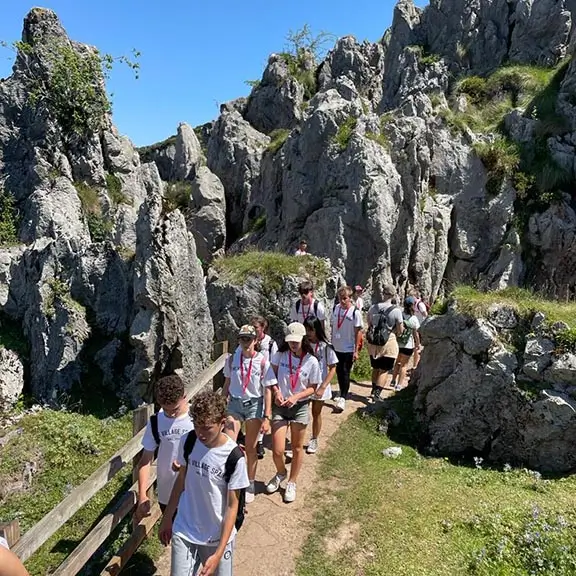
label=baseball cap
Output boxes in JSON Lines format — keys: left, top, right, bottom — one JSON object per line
{"left": 238, "top": 324, "right": 256, "bottom": 338}
{"left": 405, "top": 296, "right": 416, "bottom": 305}
{"left": 285, "top": 322, "right": 306, "bottom": 343}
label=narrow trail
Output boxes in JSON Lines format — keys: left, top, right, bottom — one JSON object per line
{"left": 153, "top": 380, "right": 389, "bottom": 576}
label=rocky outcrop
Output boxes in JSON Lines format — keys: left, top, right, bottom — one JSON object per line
{"left": 414, "top": 303, "right": 576, "bottom": 473}
{"left": 0, "top": 348, "right": 25, "bottom": 411}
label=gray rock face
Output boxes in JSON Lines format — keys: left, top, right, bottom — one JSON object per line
{"left": 244, "top": 54, "right": 305, "bottom": 134}
{"left": 0, "top": 348, "right": 25, "bottom": 411}
{"left": 415, "top": 305, "right": 576, "bottom": 472}
{"left": 207, "top": 111, "right": 269, "bottom": 241}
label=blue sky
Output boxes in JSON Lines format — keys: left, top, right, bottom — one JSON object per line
{"left": 0, "top": 1, "right": 427, "bottom": 147}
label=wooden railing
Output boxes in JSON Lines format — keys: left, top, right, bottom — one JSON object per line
{"left": 0, "top": 340, "right": 229, "bottom": 575}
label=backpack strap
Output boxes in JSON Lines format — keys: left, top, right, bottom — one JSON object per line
{"left": 295, "top": 299, "right": 301, "bottom": 314}
{"left": 224, "top": 446, "right": 245, "bottom": 483}
{"left": 183, "top": 430, "right": 198, "bottom": 464}
{"left": 313, "top": 300, "right": 319, "bottom": 317}
{"left": 150, "top": 414, "right": 160, "bottom": 446}
{"left": 268, "top": 338, "right": 274, "bottom": 354}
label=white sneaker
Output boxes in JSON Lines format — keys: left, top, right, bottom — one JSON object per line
{"left": 335, "top": 397, "right": 346, "bottom": 412}
{"left": 284, "top": 481, "right": 297, "bottom": 503}
{"left": 284, "top": 449, "right": 293, "bottom": 460}
{"left": 266, "top": 473, "right": 286, "bottom": 494}
{"left": 307, "top": 438, "right": 318, "bottom": 454}
{"left": 245, "top": 481, "right": 255, "bottom": 503}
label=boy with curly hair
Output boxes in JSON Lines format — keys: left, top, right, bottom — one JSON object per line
{"left": 136, "top": 374, "right": 194, "bottom": 522}
{"left": 160, "top": 390, "right": 249, "bottom": 576}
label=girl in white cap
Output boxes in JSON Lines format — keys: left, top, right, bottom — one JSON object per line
{"left": 303, "top": 316, "right": 338, "bottom": 454}
{"left": 266, "top": 322, "right": 321, "bottom": 503}
{"left": 223, "top": 324, "right": 276, "bottom": 503}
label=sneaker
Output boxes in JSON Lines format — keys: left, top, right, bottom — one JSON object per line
{"left": 266, "top": 473, "right": 286, "bottom": 494}
{"left": 373, "top": 387, "right": 383, "bottom": 402}
{"left": 389, "top": 380, "right": 397, "bottom": 390}
{"left": 245, "top": 481, "right": 255, "bottom": 503}
{"left": 284, "top": 449, "right": 293, "bottom": 460}
{"left": 257, "top": 441, "right": 265, "bottom": 460}
{"left": 335, "top": 397, "right": 346, "bottom": 412}
{"left": 284, "top": 481, "right": 297, "bottom": 503}
{"left": 307, "top": 438, "right": 318, "bottom": 454}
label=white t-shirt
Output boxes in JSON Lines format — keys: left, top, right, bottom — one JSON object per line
{"left": 367, "top": 301, "right": 404, "bottom": 331}
{"left": 174, "top": 434, "right": 249, "bottom": 546}
{"left": 223, "top": 348, "right": 276, "bottom": 399}
{"left": 289, "top": 298, "right": 326, "bottom": 323}
{"left": 331, "top": 304, "right": 363, "bottom": 353}
{"left": 313, "top": 341, "right": 339, "bottom": 381}
{"left": 415, "top": 300, "right": 428, "bottom": 324}
{"left": 271, "top": 351, "right": 321, "bottom": 400}
{"left": 258, "top": 334, "right": 278, "bottom": 361}
{"left": 354, "top": 296, "right": 364, "bottom": 311}
{"left": 0, "top": 535, "right": 8, "bottom": 550}
{"left": 397, "top": 314, "right": 421, "bottom": 349}
{"left": 294, "top": 250, "right": 308, "bottom": 256}
{"left": 141, "top": 411, "right": 194, "bottom": 505}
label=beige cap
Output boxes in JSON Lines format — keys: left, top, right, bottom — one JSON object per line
{"left": 238, "top": 324, "right": 256, "bottom": 338}
{"left": 285, "top": 322, "right": 306, "bottom": 343}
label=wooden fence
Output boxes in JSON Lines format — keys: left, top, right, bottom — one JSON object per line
{"left": 0, "top": 340, "right": 229, "bottom": 575}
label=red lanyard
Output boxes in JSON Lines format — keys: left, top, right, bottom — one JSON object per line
{"left": 337, "top": 306, "right": 349, "bottom": 329}
{"left": 288, "top": 352, "right": 305, "bottom": 392}
{"left": 301, "top": 300, "right": 311, "bottom": 321}
{"left": 314, "top": 342, "right": 320, "bottom": 357}
{"left": 239, "top": 352, "right": 254, "bottom": 394}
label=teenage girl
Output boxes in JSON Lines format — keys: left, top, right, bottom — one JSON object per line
{"left": 303, "top": 316, "right": 338, "bottom": 454}
{"left": 391, "top": 297, "right": 421, "bottom": 391}
{"left": 223, "top": 324, "right": 275, "bottom": 503}
{"left": 266, "top": 322, "right": 321, "bottom": 503}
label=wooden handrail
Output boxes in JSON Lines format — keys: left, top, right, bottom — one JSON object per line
{"left": 13, "top": 344, "right": 228, "bottom": 568}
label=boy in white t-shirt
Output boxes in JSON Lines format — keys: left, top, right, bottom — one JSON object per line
{"left": 289, "top": 280, "right": 326, "bottom": 329}
{"left": 136, "top": 375, "right": 194, "bottom": 521}
{"left": 160, "top": 391, "right": 249, "bottom": 576}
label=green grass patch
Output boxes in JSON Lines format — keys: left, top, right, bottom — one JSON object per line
{"left": 473, "top": 137, "right": 520, "bottom": 195}
{"left": 212, "top": 250, "right": 330, "bottom": 293}
{"left": 164, "top": 181, "right": 192, "bottom": 212}
{"left": 266, "top": 129, "right": 290, "bottom": 154}
{"left": 333, "top": 116, "right": 357, "bottom": 153}
{"left": 0, "top": 408, "right": 135, "bottom": 575}
{"left": 105, "top": 173, "right": 130, "bottom": 207}
{"left": 351, "top": 346, "right": 372, "bottom": 382}
{"left": 296, "top": 392, "right": 576, "bottom": 575}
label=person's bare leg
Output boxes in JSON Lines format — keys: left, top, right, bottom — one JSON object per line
{"left": 244, "top": 418, "right": 262, "bottom": 482}
{"left": 287, "top": 423, "right": 307, "bottom": 483}
{"left": 271, "top": 422, "right": 288, "bottom": 475}
{"left": 311, "top": 400, "right": 323, "bottom": 439}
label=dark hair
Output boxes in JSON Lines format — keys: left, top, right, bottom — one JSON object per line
{"left": 155, "top": 374, "right": 185, "bottom": 405}
{"left": 278, "top": 335, "right": 315, "bottom": 357}
{"left": 190, "top": 390, "right": 227, "bottom": 425}
{"left": 303, "top": 316, "right": 330, "bottom": 346}
{"left": 404, "top": 300, "right": 416, "bottom": 316}
{"left": 298, "top": 280, "right": 313, "bottom": 294}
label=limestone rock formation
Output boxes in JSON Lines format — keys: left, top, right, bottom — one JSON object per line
{"left": 0, "top": 348, "right": 25, "bottom": 411}
{"left": 414, "top": 303, "right": 576, "bottom": 473}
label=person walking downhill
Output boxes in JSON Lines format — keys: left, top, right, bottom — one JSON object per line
{"left": 409, "top": 289, "right": 428, "bottom": 371}
{"left": 303, "top": 316, "right": 338, "bottom": 454}
{"left": 136, "top": 375, "right": 194, "bottom": 522}
{"left": 160, "top": 391, "right": 249, "bottom": 576}
{"left": 391, "top": 296, "right": 421, "bottom": 391}
{"left": 222, "top": 325, "right": 275, "bottom": 504}
{"left": 366, "top": 285, "right": 404, "bottom": 402}
{"left": 352, "top": 285, "right": 365, "bottom": 311}
{"left": 290, "top": 280, "right": 326, "bottom": 329}
{"left": 331, "top": 286, "right": 363, "bottom": 412}
{"left": 266, "top": 322, "right": 321, "bottom": 503}
{"left": 251, "top": 316, "right": 278, "bottom": 460}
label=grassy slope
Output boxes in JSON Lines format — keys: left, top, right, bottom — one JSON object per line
{"left": 297, "top": 390, "right": 576, "bottom": 575}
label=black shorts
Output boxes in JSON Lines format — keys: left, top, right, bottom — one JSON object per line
{"left": 398, "top": 347, "right": 414, "bottom": 357}
{"left": 369, "top": 355, "right": 395, "bottom": 371}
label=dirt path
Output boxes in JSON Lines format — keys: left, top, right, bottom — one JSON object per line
{"left": 153, "top": 380, "right": 387, "bottom": 576}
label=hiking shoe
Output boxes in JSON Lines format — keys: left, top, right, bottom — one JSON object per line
{"left": 257, "top": 441, "right": 265, "bottom": 460}
{"left": 266, "top": 473, "right": 286, "bottom": 494}
{"left": 284, "top": 482, "right": 297, "bottom": 503}
{"left": 246, "top": 481, "right": 255, "bottom": 504}
{"left": 335, "top": 397, "right": 346, "bottom": 412}
{"left": 373, "top": 387, "right": 383, "bottom": 402}
{"left": 284, "top": 449, "right": 293, "bottom": 460}
{"left": 307, "top": 438, "right": 318, "bottom": 454}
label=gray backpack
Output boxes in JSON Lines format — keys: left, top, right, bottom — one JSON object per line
{"left": 366, "top": 305, "right": 395, "bottom": 346}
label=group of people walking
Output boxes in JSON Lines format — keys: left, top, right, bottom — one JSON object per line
{"left": 129, "top": 279, "right": 429, "bottom": 575}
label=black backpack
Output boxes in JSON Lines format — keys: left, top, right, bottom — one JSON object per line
{"left": 150, "top": 414, "right": 161, "bottom": 446}
{"left": 182, "top": 431, "right": 246, "bottom": 531}
{"left": 295, "top": 299, "right": 319, "bottom": 319}
{"left": 366, "top": 305, "right": 395, "bottom": 346}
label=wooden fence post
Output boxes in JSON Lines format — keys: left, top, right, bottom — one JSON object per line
{"left": 212, "top": 341, "right": 229, "bottom": 391}
{"left": 132, "top": 405, "right": 154, "bottom": 484}
{"left": 0, "top": 520, "right": 20, "bottom": 548}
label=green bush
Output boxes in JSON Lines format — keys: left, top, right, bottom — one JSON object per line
{"left": 0, "top": 190, "right": 18, "bottom": 246}
{"left": 105, "top": 173, "right": 129, "bottom": 206}
{"left": 266, "top": 129, "right": 290, "bottom": 154}
{"left": 333, "top": 116, "right": 357, "bottom": 152}
{"left": 164, "top": 181, "right": 192, "bottom": 212}
{"left": 473, "top": 137, "right": 520, "bottom": 195}
{"left": 248, "top": 214, "right": 266, "bottom": 233}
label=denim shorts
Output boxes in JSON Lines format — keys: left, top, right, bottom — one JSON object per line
{"left": 272, "top": 401, "right": 310, "bottom": 425}
{"left": 227, "top": 396, "right": 264, "bottom": 421}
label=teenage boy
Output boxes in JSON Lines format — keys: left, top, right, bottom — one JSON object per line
{"left": 294, "top": 240, "right": 309, "bottom": 256}
{"left": 331, "top": 285, "right": 363, "bottom": 412}
{"left": 289, "top": 281, "right": 326, "bottom": 328}
{"left": 136, "top": 375, "right": 194, "bottom": 522}
{"left": 160, "top": 391, "right": 249, "bottom": 576}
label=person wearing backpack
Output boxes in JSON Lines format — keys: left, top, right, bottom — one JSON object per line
{"left": 222, "top": 325, "right": 275, "bottom": 504}
{"left": 331, "top": 286, "right": 363, "bottom": 412}
{"left": 366, "top": 285, "right": 405, "bottom": 402}
{"left": 303, "top": 315, "right": 338, "bottom": 454}
{"left": 159, "top": 391, "right": 249, "bottom": 576}
{"left": 251, "top": 316, "right": 278, "bottom": 459}
{"left": 136, "top": 374, "right": 194, "bottom": 523}
{"left": 391, "top": 296, "right": 421, "bottom": 391}
{"left": 289, "top": 281, "right": 326, "bottom": 329}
